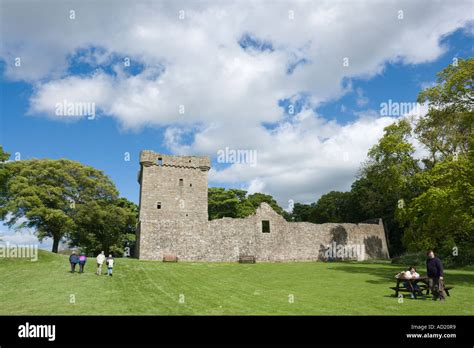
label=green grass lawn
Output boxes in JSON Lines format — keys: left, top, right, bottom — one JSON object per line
{"left": 1, "top": 250, "right": 473, "bottom": 315}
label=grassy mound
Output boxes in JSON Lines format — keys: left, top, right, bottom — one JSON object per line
{"left": 0, "top": 250, "right": 473, "bottom": 315}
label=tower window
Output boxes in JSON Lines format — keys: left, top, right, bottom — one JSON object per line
{"left": 262, "top": 220, "right": 270, "bottom": 233}
{"left": 157, "top": 157, "right": 163, "bottom": 165}
{"left": 189, "top": 183, "right": 192, "bottom": 187}
{"left": 157, "top": 202, "right": 162, "bottom": 209}
{"left": 179, "top": 178, "right": 183, "bottom": 186}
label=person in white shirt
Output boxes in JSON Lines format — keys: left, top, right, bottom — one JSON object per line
{"left": 403, "top": 266, "right": 420, "bottom": 298}
{"left": 96, "top": 251, "right": 106, "bottom": 275}
{"left": 408, "top": 266, "right": 420, "bottom": 279}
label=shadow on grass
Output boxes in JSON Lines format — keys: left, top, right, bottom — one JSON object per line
{"left": 330, "top": 264, "right": 474, "bottom": 286}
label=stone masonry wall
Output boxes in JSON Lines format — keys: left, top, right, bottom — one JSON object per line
{"left": 138, "top": 202, "right": 389, "bottom": 262}
{"left": 137, "top": 151, "right": 390, "bottom": 262}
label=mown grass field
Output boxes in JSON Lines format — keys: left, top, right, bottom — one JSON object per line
{"left": 0, "top": 250, "right": 473, "bottom": 315}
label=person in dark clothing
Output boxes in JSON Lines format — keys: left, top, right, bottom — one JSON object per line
{"left": 78, "top": 253, "right": 87, "bottom": 273}
{"left": 426, "top": 250, "right": 446, "bottom": 301}
{"left": 69, "top": 252, "right": 79, "bottom": 273}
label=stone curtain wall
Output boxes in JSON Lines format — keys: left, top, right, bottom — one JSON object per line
{"left": 137, "top": 150, "right": 389, "bottom": 262}
{"left": 138, "top": 203, "right": 390, "bottom": 262}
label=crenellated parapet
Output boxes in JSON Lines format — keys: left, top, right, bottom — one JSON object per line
{"left": 139, "top": 150, "right": 210, "bottom": 171}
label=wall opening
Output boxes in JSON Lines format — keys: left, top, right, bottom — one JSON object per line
{"left": 189, "top": 183, "right": 192, "bottom": 187}
{"left": 179, "top": 178, "right": 183, "bottom": 186}
{"left": 157, "top": 157, "right": 163, "bottom": 166}
{"left": 157, "top": 202, "right": 161, "bottom": 209}
{"left": 262, "top": 220, "right": 270, "bottom": 233}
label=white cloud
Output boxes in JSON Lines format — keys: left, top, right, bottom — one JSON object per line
{"left": 1, "top": 0, "right": 472, "bottom": 205}
{"left": 208, "top": 110, "right": 396, "bottom": 203}
{"left": 247, "top": 178, "right": 266, "bottom": 195}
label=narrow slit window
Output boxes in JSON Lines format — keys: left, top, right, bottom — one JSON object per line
{"left": 179, "top": 178, "right": 184, "bottom": 186}
{"left": 262, "top": 220, "right": 270, "bottom": 233}
{"left": 157, "top": 157, "right": 163, "bottom": 165}
{"left": 157, "top": 202, "right": 161, "bottom": 209}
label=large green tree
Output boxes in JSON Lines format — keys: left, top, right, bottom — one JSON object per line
{"left": 208, "top": 188, "right": 285, "bottom": 220}
{"left": 396, "top": 58, "right": 474, "bottom": 264}
{"left": 416, "top": 58, "right": 473, "bottom": 165}
{"left": 309, "top": 191, "right": 352, "bottom": 224}
{"left": 208, "top": 188, "right": 247, "bottom": 219}
{"left": 0, "top": 158, "right": 118, "bottom": 252}
{"left": 69, "top": 197, "right": 138, "bottom": 256}
{"left": 398, "top": 153, "right": 473, "bottom": 262}
{"left": 352, "top": 119, "right": 421, "bottom": 255}
{"left": 286, "top": 202, "right": 315, "bottom": 222}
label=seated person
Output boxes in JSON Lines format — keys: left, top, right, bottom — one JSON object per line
{"left": 401, "top": 266, "right": 420, "bottom": 298}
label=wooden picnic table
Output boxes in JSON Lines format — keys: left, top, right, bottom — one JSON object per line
{"left": 391, "top": 276, "right": 453, "bottom": 298}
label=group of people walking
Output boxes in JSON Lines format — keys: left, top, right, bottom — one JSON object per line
{"left": 69, "top": 251, "right": 115, "bottom": 276}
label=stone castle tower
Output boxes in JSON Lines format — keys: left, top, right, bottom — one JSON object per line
{"left": 136, "top": 150, "right": 390, "bottom": 262}
{"left": 137, "top": 150, "right": 211, "bottom": 224}
{"left": 136, "top": 150, "right": 213, "bottom": 258}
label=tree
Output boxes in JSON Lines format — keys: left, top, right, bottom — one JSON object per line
{"left": 354, "top": 119, "right": 421, "bottom": 255}
{"left": 0, "top": 146, "right": 9, "bottom": 162}
{"left": 208, "top": 188, "right": 246, "bottom": 220}
{"left": 286, "top": 202, "right": 315, "bottom": 222}
{"left": 69, "top": 197, "right": 138, "bottom": 256}
{"left": 208, "top": 188, "right": 285, "bottom": 220}
{"left": 397, "top": 58, "right": 474, "bottom": 264}
{"left": 246, "top": 192, "right": 286, "bottom": 216}
{"left": 398, "top": 150, "right": 474, "bottom": 264}
{"left": 0, "top": 158, "right": 118, "bottom": 253}
{"left": 416, "top": 59, "right": 473, "bottom": 165}
{"left": 0, "top": 146, "right": 11, "bottom": 218}
{"left": 309, "top": 191, "right": 352, "bottom": 223}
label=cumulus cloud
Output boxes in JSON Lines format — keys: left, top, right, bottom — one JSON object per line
{"left": 1, "top": 0, "right": 472, "bottom": 204}
{"left": 209, "top": 109, "right": 396, "bottom": 203}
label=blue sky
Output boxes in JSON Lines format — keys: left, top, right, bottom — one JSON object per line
{"left": 2, "top": 29, "right": 472, "bottom": 203}
{"left": 0, "top": 0, "right": 472, "bottom": 248}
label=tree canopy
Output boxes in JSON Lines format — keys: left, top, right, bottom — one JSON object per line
{"left": 208, "top": 188, "right": 285, "bottom": 220}
{"left": 280, "top": 58, "right": 474, "bottom": 264}
{"left": 0, "top": 156, "right": 137, "bottom": 254}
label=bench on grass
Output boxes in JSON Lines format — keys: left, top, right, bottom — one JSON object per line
{"left": 390, "top": 276, "right": 453, "bottom": 297}
{"left": 163, "top": 254, "right": 178, "bottom": 262}
{"left": 239, "top": 255, "right": 256, "bottom": 263}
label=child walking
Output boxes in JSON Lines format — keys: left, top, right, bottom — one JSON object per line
{"left": 106, "top": 254, "right": 115, "bottom": 276}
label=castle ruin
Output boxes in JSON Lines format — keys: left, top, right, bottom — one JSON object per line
{"left": 136, "top": 150, "right": 390, "bottom": 262}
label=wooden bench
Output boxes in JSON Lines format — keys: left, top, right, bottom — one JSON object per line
{"left": 239, "top": 255, "right": 256, "bottom": 263}
{"left": 390, "top": 277, "right": 453, "bottom": 297}
{"left": 163, "top": 254, "right": 178, "bottom": 262}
